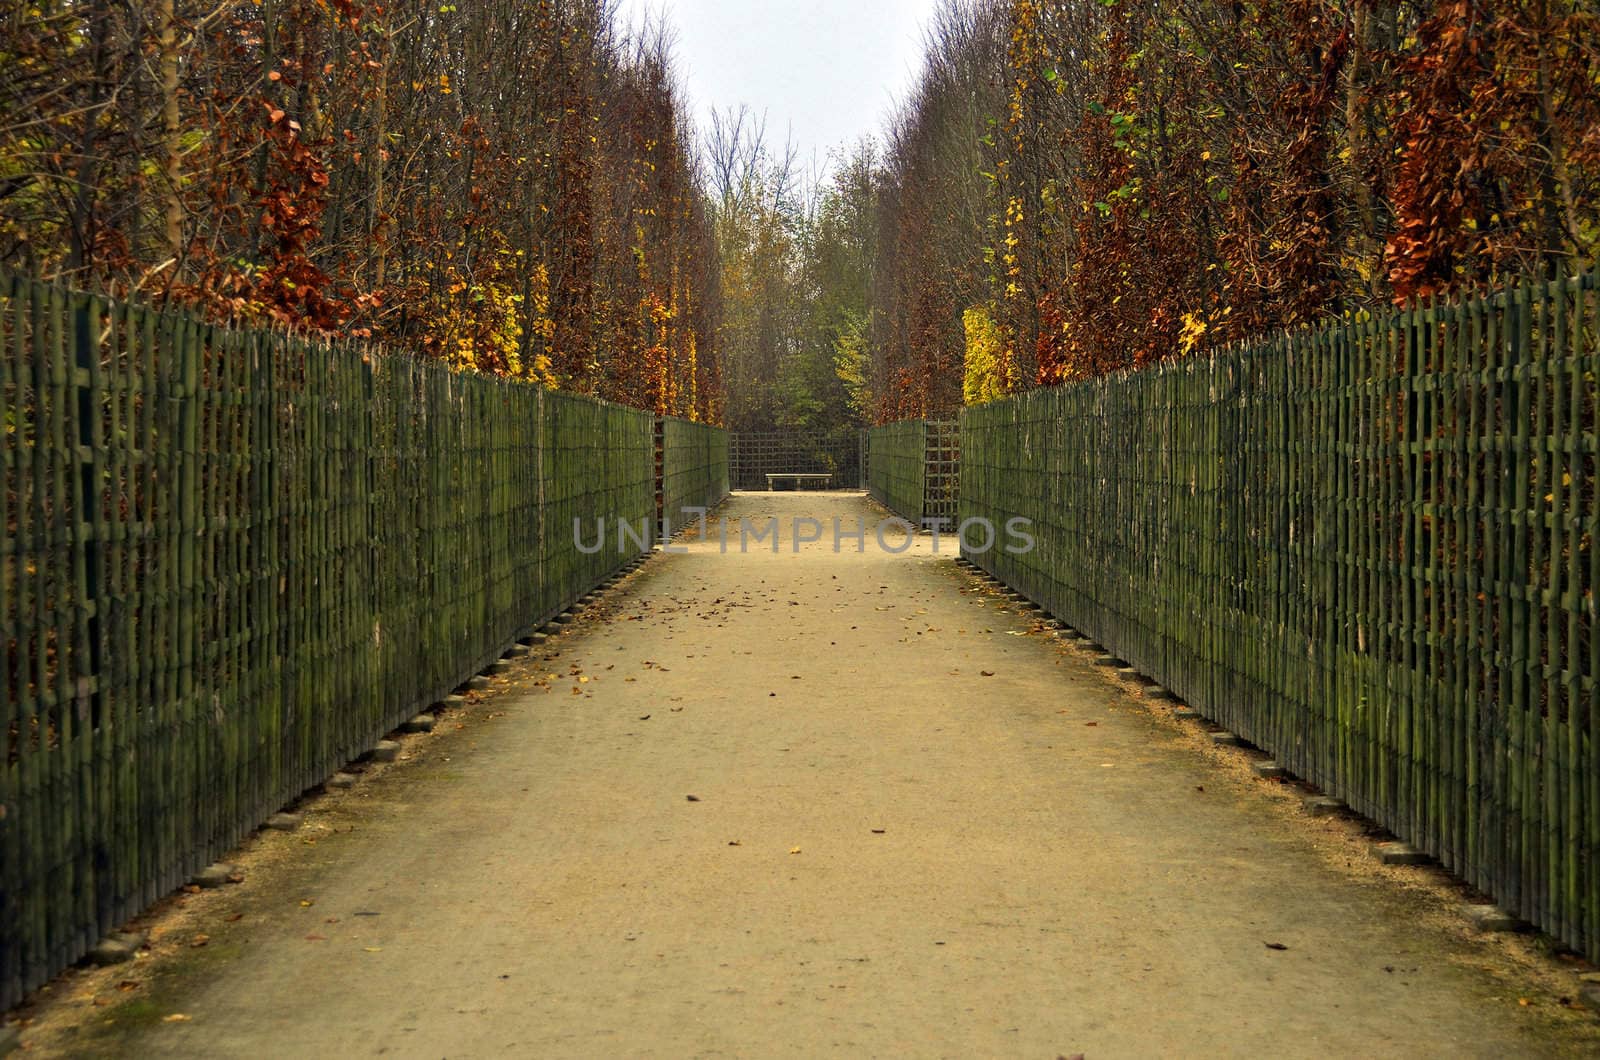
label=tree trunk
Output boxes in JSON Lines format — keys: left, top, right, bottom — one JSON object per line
{"left": 160, "top": 0, "right": 184, "bottom": 261}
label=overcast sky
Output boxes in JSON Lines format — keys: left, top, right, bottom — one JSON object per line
{"left": 614, "top": 0, "right": 938, "bottom": 175}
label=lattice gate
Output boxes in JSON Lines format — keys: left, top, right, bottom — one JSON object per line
{"left": 729, "top": 432, "right": 863, "bottom": 490}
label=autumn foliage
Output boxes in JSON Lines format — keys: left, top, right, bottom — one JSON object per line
{"left": 862, "top": 0, "right": 1600, "bottom": 419}
{"left": 0, "top": 0, "right": 721, "bottom": 421}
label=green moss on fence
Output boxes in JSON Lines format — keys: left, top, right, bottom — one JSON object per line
{"left": 867, "top": 420, "right": 958, "bottom": 526}
{"left": 867, "top": 420, "right": 927, "bottom": 524}
{"left": 960, "top": 267, "right": 1599, "bottom": 961}
{"left": 0, "top": 271, "right": 661, "bottom": 1007}
{"left": 660, "top": 417, "right": 729, "bottom": 538}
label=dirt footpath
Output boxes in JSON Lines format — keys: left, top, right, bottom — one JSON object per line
{"left": 19, "top": 492, "right": 1600, "bottom": 1057}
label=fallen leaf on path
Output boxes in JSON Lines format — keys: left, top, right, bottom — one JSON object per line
{"left": 189, "top": 934, "right": 209, "bottom": 948}
{"left": 364, "top": 947, "right": 383, "bottom": 953}
{"left": 980, "top": 671, "right": 995, "bottom": 677}
{"left": 871, "top": 829, "right": 886, "bottom": 834}
{"left": 299, "top": 899, "right": 315, "bottom": 907}
{"left": 789, "top": 847, "right": 801, "bottom": 854}
{"left": 639, "top": 714, "right": 651, "bottom": 720}
{"left": 162, "top": 1013, "right": 192, "bottom": 1023}
{"left": 685, "top": 794, "right": 700, "bottom": 802}
{"left": 728, "top": 840, "right": 741, "bottom": 846}
{"left": 1264, "top": 941, "right": 1288, "bottom": 951}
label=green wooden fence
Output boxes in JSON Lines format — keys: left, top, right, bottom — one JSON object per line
{"left": 867, "top": 419, "right": 959, "bottom": 526}
{"left": 960, "top": 267, "right": 1599, "bottom": 960}
{"left": 867, "top": 420, "right": 928, "bottom": 524}
{"left": 659, "top": 416, "right": 729, "bottom": 539}
{"left": 0, "top": 272, "right": 658, "bottom": 1007}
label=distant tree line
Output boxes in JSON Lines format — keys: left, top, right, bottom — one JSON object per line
{"left": 10, "top": 2, "right": 1591, "bottom": 429}
{"left": 703, "top": 107, "right": 878, "bottom": 449}
{"left": 1, "top": 0, "right": 722, "bottom": 420}
{"left": 857, "top": 0, "right": 1598, "bottom": 419}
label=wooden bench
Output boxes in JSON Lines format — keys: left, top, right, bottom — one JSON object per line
{"left": 766, "top": 472, "right": 833, "bottom": 491}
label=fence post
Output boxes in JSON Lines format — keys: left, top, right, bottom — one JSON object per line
{"left": 69, "top": 290, "right": 112, "bottom": 940}
{"left": 653, "top": 416, "right": 664, "bottom": 544}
